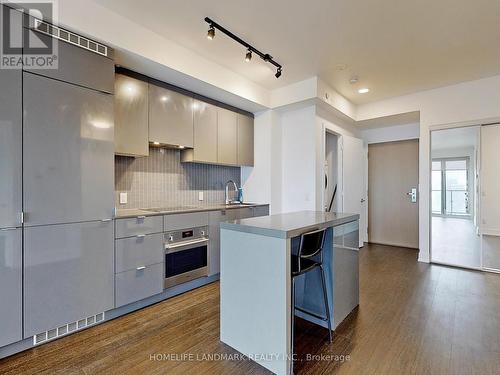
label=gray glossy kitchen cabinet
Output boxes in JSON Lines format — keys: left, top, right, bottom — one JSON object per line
{"left": 149, "top": 84, "right": 194, "bottom": 147}
{"left": 23, "top": 72, "right": 114, "bottom": 226}
{"left": 115, "top": 263, "right": 164, "bottom": 308}
{"left": 114, "top": 74, "right": 149, "bottom": 157}
{"left": 115, "top": 215, "right": 163, "bottom": 239}
{"left": 0, "top": 7, "right": 22, "bottom": 229}
{"left": 24, "top": 221, "right": 114, "bottom": 337}
{"left": 208, "top": 210, "right": 227, "bottom": 276}
{"left": 237, "top": 114, "right": 254, "bottom": 166}
{"left": 23, "top": 29, "right": 114, "bottom": 94}
{"left": 164, "top": 212, "right": 209, "bottom": 232}
{"left": 217, "top": 108, "right": 238, "bottom": 165}
{"left": 0, "top": 228, "right": 22, "bottom": 347}
{"left": 252, "top": 205, "right": 270, "bottom": 217}
{"left": 115, "top": 233, "right": 163, "bottom": 273}
{"left": 181, "top": 100, "right": 218, "bottom": 163}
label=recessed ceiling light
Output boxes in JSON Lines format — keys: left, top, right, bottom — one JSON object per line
{"left": 349, "top": 76, "right": 359, "bottom": 84}
{"left": 358, "top": 88, "right": 370, "bottom": 94}
{"left": 153, "top": 142, "right": 160, "bottom": 146}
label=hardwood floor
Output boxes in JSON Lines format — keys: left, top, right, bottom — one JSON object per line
{"left": 1, "top": 243, "right": 499, "bottom": 375}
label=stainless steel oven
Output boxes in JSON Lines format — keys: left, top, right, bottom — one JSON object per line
{"left": 164, "top": 226, "right": 209, "bottom": 288}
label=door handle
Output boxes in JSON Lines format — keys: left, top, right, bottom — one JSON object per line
{"left": 360, "top": 198, "right": 366, "bottom": 203}
{"left": 407, "top": 188, "right": 417, "bottom": 203}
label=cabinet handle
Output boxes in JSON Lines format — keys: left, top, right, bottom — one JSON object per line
{"left": 137, "top": 216, "right": 146, "bottom": 220}
{"left": 136, "top": 234, "right": 146, "bottom": 238}
{"left": 136, "top": 266, "right": 146, "bottom": 271}
{"left": 101, "top": 218, "right": 112, "bottom": 222}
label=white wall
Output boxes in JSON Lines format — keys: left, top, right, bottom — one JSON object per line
{"left": 280, "top": 106, "right": 318, "bottom": 213}
{"left": 362, "top": 123, "right": 420, "bottom": 144}
{"left": 357, "top": 74, "right": 500, "bottom": 262}
{"left": 243, "top": 104, "right": 364, "bottom": 215}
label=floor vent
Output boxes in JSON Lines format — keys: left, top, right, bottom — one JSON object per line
{"left": 33, "top": 19, "right": 110, "bottom": 57}
{"left": 33, "top": 312, "right": 105, "bottom": 346}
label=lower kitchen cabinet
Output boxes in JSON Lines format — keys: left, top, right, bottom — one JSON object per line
{"left": 208, "top": 210, "right": 227, "bottom": 276}
{"left": 115, "top": 233, "right": 163, "bottom": 273}
{"left": 24, "top": 221, "right": 114, "bottom": 338}
{"left": 0, "top": 228, "right": 22, "bottom": 347}
{"left": 252, "top": 205, "right": 270, "bottom": 217}
{"left": 115, "top": 263, "right": 164, "bottom": 307}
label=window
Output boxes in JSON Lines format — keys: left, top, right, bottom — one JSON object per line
{"left": 431, "top": 158, "right": 469, "bottom": 216}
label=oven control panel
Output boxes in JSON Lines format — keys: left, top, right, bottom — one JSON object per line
{"left": 165, "top": 226, "right": 208, "bottom": 244}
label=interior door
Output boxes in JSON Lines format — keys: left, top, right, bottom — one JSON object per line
{"left": 342, "top": 136, "right": 367, "bottom": 247}
{"left": 368, "top": 140, "right": 419, "bottom": 248}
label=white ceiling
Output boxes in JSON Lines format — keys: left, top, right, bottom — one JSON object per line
{"left": 432, "top": 126, "right": 479, "bottom": 150}
{"left": 94, "top": 0, "right": 500, "bottom": 105}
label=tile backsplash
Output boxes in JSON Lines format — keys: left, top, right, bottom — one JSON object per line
{"left": 115, "top": 147, "right": 241, "bottom": 209}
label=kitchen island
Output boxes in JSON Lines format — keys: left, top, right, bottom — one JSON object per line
{"left": 220, "top": 211, "right": 360, "bottom": 375}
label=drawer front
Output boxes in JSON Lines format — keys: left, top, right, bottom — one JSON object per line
{"left": 115, "top": 233, "right": 164, "bottom": 273}
{"left": 115, "top": 263, "right": 164, "bottom": 307}
{"left": 115, "top": 216, "right": 163, "bottom": 238}
{"left": 164, "top": 212, "right": 209, "bottom": 231}
{"left": 253, "top": 206, "right": 270, "bottom": 217}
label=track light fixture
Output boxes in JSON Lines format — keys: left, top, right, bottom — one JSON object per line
{"left": 245, "top": 49, "right": 252, "bottom": 62}
{"left": 204, "top": 17, "right": 283, "bottom": 78}
{"left": 207, "top": 25, "right": 215, "bottom": 40}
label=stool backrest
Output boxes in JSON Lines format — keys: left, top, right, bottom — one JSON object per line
{"left": 298, "top": 228, "right": 327, "bottom": 263}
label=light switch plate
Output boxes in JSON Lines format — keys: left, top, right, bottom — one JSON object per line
{"left": 119, "top": 192, "right": 128, "bottom": 204}
{"left": 199, "top": 191, "right": 204, "bottom": 201}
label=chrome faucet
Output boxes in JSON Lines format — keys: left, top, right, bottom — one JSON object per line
{"left": 225, "top": 180, "right": 240, "bottom": 205}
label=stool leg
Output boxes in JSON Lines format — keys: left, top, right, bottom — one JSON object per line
{"left": 291, "top": 276, "right": 296, "bottom": 374}
{"left": 319, "top": 265, "right": 333, "bottom": 343}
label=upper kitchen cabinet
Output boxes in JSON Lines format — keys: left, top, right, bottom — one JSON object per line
{"left": 114, "top": 74, "right": 149, "bottom": 157}
{"left": 237, "top": 114, "right": 254, "bottom": 166}
{"left": 149, "top": 84, "right": 194, "bottom": 148}
{"left": 23, "top": 19, "right": 114, "bottom": 94}
{"left": 181, "top": 100, "right": 218, "bottom": 164}
{"left": 217, "top": 108, "right": 238, "bottom": 165}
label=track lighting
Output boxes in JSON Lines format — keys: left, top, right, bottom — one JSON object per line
{"left": 204, "top": 17, "right": 283, "bottom": 78}
{"left": 207, "top": 25, "right": 215, "bottom": 40}
{"left": 245, "top": 49, "right": 252, "bottom": 62}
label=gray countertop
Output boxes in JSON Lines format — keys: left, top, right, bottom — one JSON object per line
{"left": 115, "top": 203, "right": 270, "bottom": 219}
{"left": 220, "top": 210, "right": 359, "bottom": 239}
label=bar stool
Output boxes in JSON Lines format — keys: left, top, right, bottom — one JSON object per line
{"left": 291, "top": 228, "right": 333, "bottom": 358}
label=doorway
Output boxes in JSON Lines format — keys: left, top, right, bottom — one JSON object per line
{"left": 368, "top": 140, "right": 419, "bottom": 249}
{"left": 324, "top": 131, "right": 339, "bottom": 213}
{"left": 430, "top": 126, "right": 481, "bottom": 269}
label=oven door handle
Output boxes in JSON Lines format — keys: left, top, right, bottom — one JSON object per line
{"left": 165, "top": 237, "right": 209, "bottom": 253}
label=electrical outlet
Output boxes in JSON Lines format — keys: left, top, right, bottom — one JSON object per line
{"left": 199, "top": 191, "right": 204, "bottom": 201}
{"left": 119, "top": 192, "right": 128, "bottom": 204}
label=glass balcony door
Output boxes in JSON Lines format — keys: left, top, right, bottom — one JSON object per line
{"left": 432, "top": 158, "right": 470, "bottom": 217}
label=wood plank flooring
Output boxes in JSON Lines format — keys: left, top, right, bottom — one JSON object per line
{"left": 1, "top": 243, "right": 499, "bottom": 375}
